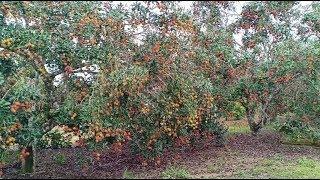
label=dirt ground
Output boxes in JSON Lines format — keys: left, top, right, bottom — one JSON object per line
{"left": 3, "top": 127, "right": 320, "bottom": 179}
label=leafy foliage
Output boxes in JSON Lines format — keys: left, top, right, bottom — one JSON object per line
{"left": 0, "top": 1, "right": 319, "bottom": 172}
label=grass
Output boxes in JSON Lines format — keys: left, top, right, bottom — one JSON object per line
{"left": 264, "top": 122, "right": 279, "bottom": 132}
{"left": 75, "top": 151, "right": 93, "bottom": 167}
{"left": 227, "top": 120, "right": 287, "bottom": 135}
{"left": 53, "top": 154, "right": 67, "bottom": 165}
{"left": 282, "top": 136, "right": 315, "bottom": 146}
{"left": 122, "top": 169, "right": 136, "bottom": 179}
{"left": 270, "top": 157, "right": 320, "bottom": 178}
{"left": 227, "top": 124, "right": 251, "bottom": 135}
{"left": 266, "top": 120, "right": 320, "bottom": 147}
{"left": 161, "top": 166, "right": 191, "bottom": 179}
{"left": 233, "top": 155, "right": 320, "bottom": 179}
{"left": 0, "top": 150, "right": 19, "bottom": 165}
{"left": 207, "top": 164, "right": 220, "bottom": 174}
{"left": 75, "top": 151, "right": 84, "bottom": 166}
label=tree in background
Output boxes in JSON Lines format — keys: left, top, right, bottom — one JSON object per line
{"left": 0, "top": 1, "right": 319, "bottom": 174}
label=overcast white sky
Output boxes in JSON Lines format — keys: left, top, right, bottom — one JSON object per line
{"left": 112, "top": 1, "right": 313, "bottom": 47}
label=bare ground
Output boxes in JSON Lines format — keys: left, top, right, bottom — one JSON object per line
{"left": 3, "top": 128, "right": 320, "bottom": 179}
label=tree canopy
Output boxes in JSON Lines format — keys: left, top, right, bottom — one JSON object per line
{"left": 0, "top": 1, "right": 319, "bottom": 172}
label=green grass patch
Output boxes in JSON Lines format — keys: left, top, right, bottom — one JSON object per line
{"left": 122, "top": 169, "right": 136, "bottom": 179}
{"left": 234, "top": 156, "right": 320, "bottom": 179}
{"left": 207, "top": 164, "right": 221, "bottom": 174}
{"left": 281, "top": 136, "right": 315, "bottom": 146}
{"left": 53, "top": 154, "right": 67, "bottom": 165}
{"left": 161, "top": 166, "right": 191, "bottom": 179}
{"left": 271, "top": 118, "right": 320, "bottom": 147}
{"left": 227, "top": 124, "right": 251, "bottom": 135}
{"left": 206, "top": 155, "right": 227, "bottom": 174}
{"left": 264, "top": 122, "right": 279, "bottom": 132}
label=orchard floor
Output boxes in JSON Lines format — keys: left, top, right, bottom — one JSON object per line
{"left": 3, "top": 122, "right": 320, "bottom": 179}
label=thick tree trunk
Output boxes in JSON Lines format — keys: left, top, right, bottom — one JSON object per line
{"left": 22, "top": 146, "right": 33, "bottom": 173}
{"left": 20, "top": 78, "right": 52, "bottom": 175}
{"left": 246, "top": 107, "right": 262, "bottom": 136}
{"left": 21, "top": 116, "right": 38, "bottom": 173}
{"left": 261, "top": 104, "right": 269, "bottom": 125}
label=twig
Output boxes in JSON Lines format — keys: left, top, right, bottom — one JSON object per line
{"left": 1, "top": 80, "right": 19, "bottom": 100}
